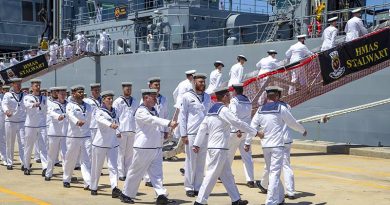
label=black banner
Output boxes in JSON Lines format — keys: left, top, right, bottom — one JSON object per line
{"left": 319, "top": 28, "right": 390, "bottom": 85}
{"left": 0, "top": 54, "right": 48, "bottom": 84}
{"left": 114, "top": 5, "right": 127, "bottom": 20}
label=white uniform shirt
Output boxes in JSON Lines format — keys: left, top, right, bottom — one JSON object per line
{"left": 10, "top": 58, "right": 19, "bottom": 67}
{"left": 0, "top": 62, "right": 7, "bottom": 70}
{"left": 194, "top": 103, "right": 257, "bottom": 149}
{"left": 280, "top": 102, "right": 293, "bottom": 144}
{"left": 173, "top": 79, "right": 193, "bottom": 108}
{"left": 228, "top": 63, "right": 244, "bottom": 86}
{"left": 49, "top": 44, "right": 58, "bottom": 57}
{"left": 1, "top": 91, "right": 26, "bottom": 122}
{"left": 84, "top": 96, "right": 101, "bottom": 129}
{"left": 178, "top": 90, "right": 212, "bottom": 136}
{"left": 285, "top": 42, "right": 313, "bottom": 63}
{"left": 133, "top": 105, "right": 171, "bottom": 149}
{"left": 229, "top": 95, "right": 252, "bottom": 133}
{"left": 256, "top": 56, "right": 279, "bottom": 75}
{"left": 47, "top": 100, "right": 68, "bottom": 136}
{"left": 66, "top": 101, "right": 92, "bottom": 138}
{"left": 140, "top": 94, "right": 169, "bottom": 132}
{"left": 321, "top": 25, "right": 338, "bottom": 51}
{"left": 113, "top": 96, "right": 137, "bottom": 133}
{"left": 23, "top": 94, "right": 47, "bottom": 127}
{"left": 250, "top": 102, "right": 305, "bottom": 148}
{"left": 345, "top": 16, "right": 368, "bottom": 42}
{"left": 93, "top": 107, "right": 120, "bottom": 148}
{"left": 23, "top": 55, "right": 31, "bottom": 61}
{"left": 205, "top": 69, "right": 223, "bottom": 94}
{"left": 0, "top": 94, "right": 4, "bottom": 119}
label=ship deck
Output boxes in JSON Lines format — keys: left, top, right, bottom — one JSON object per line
{"left": 1, "top": 142, "right": 390, "bottom": 205}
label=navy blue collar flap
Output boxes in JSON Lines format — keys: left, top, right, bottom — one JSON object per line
{"left": 207, "top": 102, "right": 225, "bottom": 116}
{"left": 259, "top": 102, "right": 282, "bottom": 114}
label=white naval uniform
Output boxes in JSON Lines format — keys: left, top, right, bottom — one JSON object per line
{"left": 99, "top": 32, "right": 109, "bottom": 55}
{"left": 84, "top": 96, "right": 102, "bottom": 141}
{"left": 10, "top": 58, "right": 19, "bottom": 67}
{"left": 205, "top": 69, "right": 223, "bottom": 94}
{"left": 345, "top": 16, "right": 368, "bottom": 42}
{"left": 227, "top": 95, "right": 254, "bottom": 182}
{"left": 77, "top": 34, "right": 87, "bottom": 54}
{"left": 63, "top": 101, "right": 92, "bottom": 187}
{"left": 113, "top": 96, "right": 137, "bottom": 178}
{"left": 0, "top": 94, "right": 6, "bottom": 163}
{"left": 62, "top": 38, "right": 73, "bottom": 59}
{"left": 194, "top": 103, "right": 257, "bottom": 204}
{"left": 250, "top": 102, "right": 305, "bottom": 205}
{"left": 0, "top": 62, "right": 7, "bottom": 70}
{"left": 1, "top": 91, "right": 26, "bottom": 166}
{"left": 228, "top": 63, "right": 244, "bottom": 86}
{"left": 122, "top": 105, "right": 170, "bottom": 198}
{"left": 256, "top": 56, "right": 280, "bottom": 105}
{"left": 173, "top": 79, "right": 193, "bottom": 109}
{"left": 49, "top": 43, "right": 58, "bottom": 66}
{"left": 320, "top": 25, "right": 338, "bottom": 51}
{"left": 178, "top": 89, "right": 212, "bottom": 192}
{"left": 91, "top": 107, "right": 120, "bottom": 191}
{"left": 46, "top": 100, "right": 68, "bottom": 178}
{"left": 23, "top": 94, "right": 48, "bottom": 171}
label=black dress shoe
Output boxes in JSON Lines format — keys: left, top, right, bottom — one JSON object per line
{"left": 112, "top": 187, "right": 122, "bottom": 198}
{"left": 119, "top": 176, "right": 126, "bottom": 181}
{"left": 156, "top": 195, "right": 175, "bottom": 205}
{"left": 278, "top": 200, "right": 285, "bottom": 205}
{"left": 74, "top": 166, "right": 81, "bottom": 170}
{"left": 246, "top": 181, "right": 255, "bottom": 188}
{"left": 7, "top": 165, "right": 13, "bottom": 170}
{"left": 45, "top": 177, "right": 51, "bottom": 181}
{"left": 194, "top": 191, "right": 199, "bottom": 196}
{"left": 285, "top": 194, "right": 296, "bottom": 199}
{"left": 186, "top": 190, "right": 195, "bottom": 197}
{"left": 91, "top": 190, "right": 98, "bottom": 196}
{"left": 35, "top": 159, "right": 41, "bottom": 163}
{"left": 194, "top": 202, "right": 205, "bottom": 205}
{"left": 256, "top": 180, "right": 268, "bottom": 194}
{"left": 63, "top": 182, "right": 70, "bottom": 188}
{"left": 84, "top": 185, "right": 90, "bottom": 190}
{"left": 119, "top": 193, "right": 134, "bottom": 204}
{"left": 232, "top": 199, "right": 249, "bottom": 205}
{"left": 54, "top": 162, "right": 62, "bottom": 167}
{"left": 145, "top": 181, "right": 153, "bottom": 187}
{"left": 21, "top": 165, "right": 24, "bottom": 171}
{"left": 41, "top": 169, "right": 47, "bottom": 177}
{"left": 179, "top": 168, "right": 185, "bottom": 175}
{"left": 24, "top": 169, "right": 31, "bottom": 175}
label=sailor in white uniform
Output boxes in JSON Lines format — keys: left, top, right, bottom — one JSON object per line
{"left": 192, "top": 87, "right": 261, "bottom": 205}
{"left": 63, "top": 85, "right": 92, "bottom": 189}
{"left": 9, "top": 53, "right": 20, "bottom": 67}
{"left": 0, "top": 59, "right": 7, "bottom": 70}
{"left": 227, "top": 84, "right": 256, "bottom": 188}
{"left": 205, "top": 61, "right": 224, "bottom": 94}
{"left": 113, "top": 82, "right": 137, "bottom": 181}
{"left": 256, "top": 50, "right": 280, "bottom": 105}
{"left": 250, "top": 86, "right": 307, "bottom": 205}
{"left": 228, "top": 55, "right": 247, "bottom": 86}
{"left": 345, "top": 8, "right": 368, "bottom": 42}
{"left": 62, "top": 33, "right": 73, "bottom": 59}
{"left": 321, "top": 17, "right": 338, "bottom": 51}
{"left": 45, "top": 86, "right": 68, "bottom": 181}
{"left": 23, "top": 79, "right": 48, "bottom": 176}
{"left": 0, "top": 85, "right": 6, "bottom": 165}
{"left": 2, "top": 78, "right": 26, "bottom": 170}
{"left": 76, "top": 31, "right": 87, "bottom": 54}
{"left": 90, "top": 90, "right": 122, "bottom": 198}
{"left": 83, "top": 83, "right": 102, "bottom": 141}
{"left": 120, "top": 89, "right": 178, "bottom": 204}
{"left": 179, "top": 73, "right": 212, "bottom": 197}
{"left": 173, "top": 69, "right": 196, "bottom": 109}
{"left": 49, "top": 39, "right": 59, "bottom": 66}
{"left": 99, "top": 30, "right": 109, "bottom": 55}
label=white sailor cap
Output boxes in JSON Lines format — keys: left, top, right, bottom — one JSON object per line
{"left": 214, "top": 87, "right": 230, "bottom": 95}
{"left": 265, "top": 86, "right": 283, "bottom": 93}
{"left": 141, "top": 89, "right": 158, "bottom": 95}
{"left": 214, "top": 61, "right": 224, "bottom": 67}
{"left": 50, "top": 87, "right": 59, "bottom": 91}
{"left": 30, "top": 78, "right": 42, "bottom": 84}
{"left": 193, "top": 73, "right": 207, "bottom": 79}
{"left": 41, "top": 88, "right": 48, "bottom": 92}
{"left": 2, "top": 85, "right": 11, "bottom": 89}
{"left": 121, "top": 82, "right": 133, "bottom": 86}
{"left": 232, "top": 83, "right": 244, "bottom": 88}
{"left": 21, "top": 86, "right": 30, "bottom": 90}
{"left": 9, "top": 78, "right": 23, "bottom": 83}
{"left": 147, "top": 77, "right": 161, "bottom": 83}
{"left": 237, "top": 55, "right": 247, "bottom": 61}
{"left": 296, "top": 34, "right": 307, "bottom": 39}
{"left": 185, "top": 70, "right": 197, "bottom": 75}
{"left": 328, "top": 17, "right": 338, "bottom": 22}
{"left": 267, "top": 50, "right": 278, "bottom": 54}
{"left": 70, "top": 85, "right": 85, "bottom": 91}
{"left": 100, "top": 90, "right": 115, "bottom": 98}
{"left": 90, "top": 83, "right": 101, "bottom": 88}
{"left": 352, "top": 8, "right": 362, "bottom": 13}
{"left": 56, "top": 86, "right": 67, "bottom": 91}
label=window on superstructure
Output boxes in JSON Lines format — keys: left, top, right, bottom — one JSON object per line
{"left": 36, "top": 0, "right": 47, "bottom": 22}
{"left": 22, "top": 1, "right": 34, "bottom": 21}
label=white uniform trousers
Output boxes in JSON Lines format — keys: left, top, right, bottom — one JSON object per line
{"left": 118, "top": 132, "right": 135, "bottom": 178}
{"left": 46, "top": 136, "right": 67, "bottom": 177}
{"left": 24, "top": 127, "right": 48, "bottom": 170}
{"left": 184, "top": 134, "right": 207, "bottom": 191}
{"left": 263, "top": 147, "right": 285, "bottom": 205}
{"left": 91, "top": 146, "right": 118, "bottom": 191}
{"left": 123, "top": 148, "right": 167, "bottom": 198}
{"left": 63, "top": 137, "right": 92, "bottom": 186}
{"left": 91, "top": 128, "right": 98, "bottom": 142}
{"left": 227, "top": 133, "right": 254, "bottom": 182}
{"left": 0, "top": 117, "right": 6, "bottom": 163}
{"left": 49, "top": 55, "right": 57, "bottom": 66}
{"left": 196, "top": 149, "right": 241, "bottom": 204}
{"left": 34, "top": 142, "right": 41, "bottom": 161}
{"left": 5, "top": 122, "right": 25, "bottom": 166}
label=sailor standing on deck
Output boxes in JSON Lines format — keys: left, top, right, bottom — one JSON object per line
{"left": 2, "top": 78, "right": 26, "bottom": 170}
{"left": 227, "top": 83, "right": 256, "bottom": 188}
{"left": 192, "top": 87, "right": 261, "bottom": 205}
{"left": 10, "top": 53, "right": 20, "bottom": 67}
{"left": 228, "top": 55, "right": 247, "bottom": 86}
{"left": 0, "top": 59, "right": 7, "bottom": 70}
{"left": 63, "top": 85, "right": 92, "bottom": 189}
{"left": 113, "top": 82, "right": 137, "bottom": 181}
{"left": 256, "top": 50, "right": 280, "bottom": 105}
{"left": 205, "top": 61, "right": 224, "bottom": 94}
{"left": 90, "top": 90, "right": 122, "bottom": 198}
{"left": 62, "top": 33, "right": 73, "bottom": 59}
{"left": 345, "top": 8, "right": 368, "bottom": 42}
{"left": 84, "top": 83, "right": 102, "bottom": 141}
{"left": 45, "top": 86, "right": 68, "bottom": 181}
{"left": 250, "top": 86, "right": 307, "bottom": 205}
{"left": 120, "top": 89, "right": 178, "bottom": 204}
{"left": 321, "top": 17, "right": 338, "bottom": 51}
{"left": 49, "top": 39, "right": 59, "bottom": 66}
{"left": 179, "top": 73, "right": 212, "bottom": 197}
{"left": 23, "top": 79, "right": 49, "bottom": 176}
